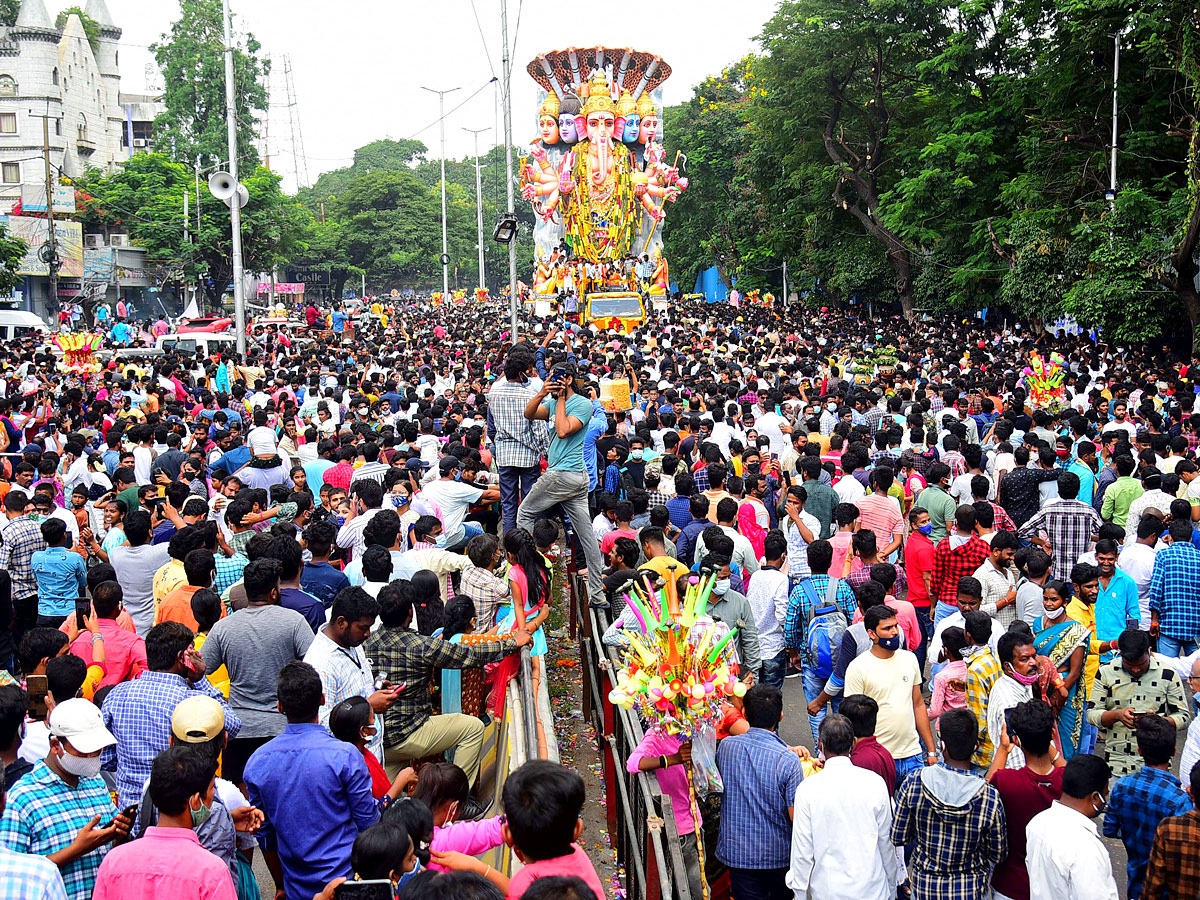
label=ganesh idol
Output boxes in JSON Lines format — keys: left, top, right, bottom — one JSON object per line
{"left": 521, "top": 93, "right": 567, "bottom": 220}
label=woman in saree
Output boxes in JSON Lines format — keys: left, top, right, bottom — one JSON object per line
{"left": 1033, "top": 579, "right": 1089, "bottom": 758}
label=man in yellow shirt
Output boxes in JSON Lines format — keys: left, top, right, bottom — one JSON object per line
{"left": 638, "top": 527, "right": 684, "bottom": 584}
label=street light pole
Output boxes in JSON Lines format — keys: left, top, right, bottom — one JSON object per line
{"left": 463, "top": 127, "right": 488, "bottom": 291}
{"left": 421, "top": 85, "right": 460, "bottom": 298}
{"left": 1109, "top": 27, "right": 1122, "bottom": 208}
{"left": 500, "top": 0, "right": 518, "bottom": 338}
{"left": 221, "top": 0, "right": 247, "bottom": 354}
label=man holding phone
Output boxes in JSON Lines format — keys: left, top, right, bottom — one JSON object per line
{"left": 517, "top": 360, "right": 608, "bottom": 609}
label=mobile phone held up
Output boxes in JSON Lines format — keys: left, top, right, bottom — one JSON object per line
{"left": 334, "top": 880, "right": 394, "bottom": 900}
{"left": 76, "top": 598, "right": 91, "bottom": 632}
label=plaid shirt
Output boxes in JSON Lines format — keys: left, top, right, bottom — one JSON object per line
{"left": 1150, "top": 541, "right": 1200, "bottom": 641}
{"left": 213, "top": 550, "right": 248, "bottom": 596}
{"left": 0, "top": 762, "right": 117, "bottom": 900}
{"left": 692, "top": 465, "right": 710, "bottom": 493}
{"left": 323, "top": 462, "right": 354, "bottom": 493}
{"left": 459, "top": 563, "right": 512, "bottom": 632}
{"left": 1145, "top": 808, "right": 1200, "bottom": 900}
{"left": 0, "top": 516, "right": 46, "bottom": 601}
{"left": 891, "top": 765, "right": 1007, "bottom": 900}
{"left": 1018, "top": 499, "right": 1102, "bottom": 582}
{"left": 846, "top": 563, "right": 908, "bottom": 597}
{"left": 931, "top": 535, "right": 990, "bottom": 607}
{"left": 782, "top": 575, "right": 857, "bottom": 660}
{"left": 487, "top": 379, "right": 546, "bottom": 468}
{"left": 1086, "top": 657, "right": 1191, "bottom": 777}
{"left": 363, "top": 626, "right": 518, "bottom": 746}
{"left": 101, "top": 670, "right": 240, "bottom": 806}
{"left": 988, "top": 500, "right": 1016, "bottom": 533}
{"left": 715, "top": 727, "right": 805, "bottom": 869}
{"left": 0, "top": 844, "right": 66, "bottom": 900}
{"left": 647, "top": 489, "right": 672, "bottom": 509}
{"left": 349, "top": 460, "right": 390, "bottom": 487}
{"left": 1103, "top": 765, "right": 1192, "bottom": 899}
{"left": 964, "top": 646, "right": 1003, "bottom": 767}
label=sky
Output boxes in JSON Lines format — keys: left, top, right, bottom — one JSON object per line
{"left": 88, "top": 0, "right": 781, "bottom": 194}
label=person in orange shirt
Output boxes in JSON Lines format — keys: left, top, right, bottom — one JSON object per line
{"left": 156, "top": 548, "right": 223, "bottom": 633}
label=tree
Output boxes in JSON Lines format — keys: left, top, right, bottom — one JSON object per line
{"left": 150, "top": 0, "right": 269, "bottom": 170}
{"left": 55, "top": 7, "right": 100, "bottom": 50}
{"left": 0, "top": 224, "right": 25, "bottom": 297}
{"left": 757, "top": 0, "right": 952, "bottom": 318}
{"left": 75, "top": 153, "right": 311, "bottom": 308}
{"left": 0, "top": 0, "right": 19, "bottom": 26}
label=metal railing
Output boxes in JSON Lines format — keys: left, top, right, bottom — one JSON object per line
{"left": 575, "top": 572, "right": 703, "bottom": 900}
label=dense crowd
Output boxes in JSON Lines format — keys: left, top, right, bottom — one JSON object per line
{"left": 0, "top": 295, "right": 1198, "bottom": 900}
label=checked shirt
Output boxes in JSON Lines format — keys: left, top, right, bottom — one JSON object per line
{"left": 1149, "top": 541, "right": 1200, "bottom": 642}
{"left": 1018, "top": 499, "right": 1102, "bottom": 582}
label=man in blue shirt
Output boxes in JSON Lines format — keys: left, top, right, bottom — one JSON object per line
{"left": 716, "top": 683, "right": 805, "bottom": 899}
{"left": 30, "top": 518, "right": 86, "bottom": 626}
{"left": 515, "top": 362, "right": 607, "bottom": 607}
{"left": 244, "top": 661, "right": 378, "bottom": 900}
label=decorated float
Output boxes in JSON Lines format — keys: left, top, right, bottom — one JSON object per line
{"left": 1023, "top": 352, "right": 1067, "bottom": 412}
{"left": 520, "top": 48, "right": 687, "bottom": 313}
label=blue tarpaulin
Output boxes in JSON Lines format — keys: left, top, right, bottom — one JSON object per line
{"left": 694, "top": 266, "right": 728, "bottom": 304}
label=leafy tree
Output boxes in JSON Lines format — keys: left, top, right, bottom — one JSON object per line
{"left": 150, "top": 0, "right": 269, "bottom": 170}
{"left": 0, "top": 0, "right": 19, "bottom": 26}
{"left": 0, "top": 225, "right": 25, "bottom": 297}
{"left": 74, "top": 153, "right": 311, "bottom": 308}
{"left": 55, "top": 7, "right": 100, "bottom": 50}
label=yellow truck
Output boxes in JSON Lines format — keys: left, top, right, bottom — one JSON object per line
{"left": 583, "top": 292, "right": 645, "bottom": 333}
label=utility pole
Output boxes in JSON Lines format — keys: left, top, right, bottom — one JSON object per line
{"left": 30, "top": 108, "right": 59, "bottom": 330}
{"left": 782, "top": 258, "right": 788, "bottom": 307}
{"left": 421, "top": 84, "right": 460, "bottom": 298}
{"left": 222, "top": 0, "right": 247, "bottom": 354}
{"left": 501, "top": 0, "right": 518, "bottom": 338}
{"left": 1108, "top": 27, "right": 1122, "bottom": 207}
{"left": 463, "top": 126, "right": 488, "bottom": 291}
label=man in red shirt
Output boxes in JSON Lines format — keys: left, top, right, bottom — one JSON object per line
{"left": 905, "top": 506, "right": 936, "bottom": 671}
{"left": 931, "top": 505, "right": 991, "bottom": 626}
{"left": 841, "top": 693, "right": 897, "bottom": 797}
{"left": 986, "top": 699, "right": 1063, "bottom": 900}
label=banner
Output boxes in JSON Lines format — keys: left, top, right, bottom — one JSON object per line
{"left": 8, "top": 216, "right": 84, "bottom": 277}
{"left": 84, "top": 247, "right": 114, "bottom": 280}
{"left": 257, "top": 282, "right": 304, "bottom": 295}
{"left": 20, "top": 184, "right": 76, "bottom": 214}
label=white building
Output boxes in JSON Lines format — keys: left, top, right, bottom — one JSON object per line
{"left": 0, "top": 0, "right": 163, "bottom": 212}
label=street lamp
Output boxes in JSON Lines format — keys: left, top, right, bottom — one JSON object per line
{"left": 463, "top": 126, "right": 489, "bottom": 292}
{"left": 493, "top": 213, "right": 518, "bottom": 244}
{"left": 420, "top": 84, "right": 460, "bottom": 297}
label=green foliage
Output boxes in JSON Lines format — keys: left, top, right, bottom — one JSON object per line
{"left": 74, "top": 152, "right": 311, "bottom": 306}
{"left": 0, "top": 0, "right": 19, "bottom": 26}
{"left": 150, "top": 0, "right": 269, "bottom": 170}
{"left": 0, "top": 224, "right": 25, "bottom": 297}
{"left": 55, "top": 7, "right": 100, "bottom": 51}
{"left": 292, "top": 139, "right": 535, "bottom": 294}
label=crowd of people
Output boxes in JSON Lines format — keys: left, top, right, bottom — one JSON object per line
{"left": 0, "top": 293, "right": 1198, "bottom": 900}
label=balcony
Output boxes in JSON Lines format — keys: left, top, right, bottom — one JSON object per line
{"left": 76, "top": 136, "right": 95, "bottom": 155}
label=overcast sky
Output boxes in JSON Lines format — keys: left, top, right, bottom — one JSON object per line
{"left": 87, "top": 0, "right": 779, "bottom": 193}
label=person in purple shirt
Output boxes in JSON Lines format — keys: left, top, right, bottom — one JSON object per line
{"left": 244, "top": 661, "right": 378, "bottom": 900}
{"left": 269, "top": 536, "right": 325, "bottom": 632}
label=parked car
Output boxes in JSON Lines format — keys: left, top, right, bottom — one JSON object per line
{"left": 156, "top": 332, "right": 237, "bottom": 357}
{"left": 0, "top": 310, "right": 51, "bottom": 342}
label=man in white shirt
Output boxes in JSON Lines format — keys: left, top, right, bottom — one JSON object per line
{"left": 986, "top": 632, "right": 1037, "bottom": 770}
{"left": 786, "top": 714, "right": 897, "bottom": 900}
{"left": 1025, "top": 754, "right": 1119, "bottom": 900}
{"left": 744, "top": 533, "right": 790, "bottom": 688}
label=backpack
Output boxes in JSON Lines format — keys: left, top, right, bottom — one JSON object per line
{"left": 803, "top": 577, "right": 848, "bottom": 680}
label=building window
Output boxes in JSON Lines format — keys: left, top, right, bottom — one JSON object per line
{"left": 0, "top": 114, "right": 15, "bottom": 134}
{"left": 52, "top": 67, "right": 58, "bottom": 86}
{"left": 54, "top": 119, "right": 60, "bottom": 136}
{"left": 0, "top": 76, "right": 16, "bottom": 97}
{"left": 2, "top": 163, "right": 19, "bottom": 184}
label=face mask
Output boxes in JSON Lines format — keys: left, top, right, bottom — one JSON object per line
{"left": 190, "top": 794, "right": 213, "bottom": 828}
{"left": 58, "top": 748, "right": 102, "bottom": 779}
{"left": 1042, "top": 603, "right": 1065, "bottom": 620}
{"left": 827, "top": 403, "right": 837, "bottom": 412}
{"left": 917, "top": 523, "right": 933, "bottom": 536}
{"left": 877, "top": 634, "right": 901, "bottom": 651}
{"left": 713, "top": 579, "right": 730, "bottom": 595}
{"left": 396, "top": 858, "right": 422, "bottom": 890}
{"left": 960, "top": 644, "right": 979, "bottom": 657}
{"left": 1090, "top": 792, "right": 1107, "bottom": 818}
{"left": 630, "top": 450, "right": 643, "bottom": 461}
{"left": 1009, "top": 667, "right": 1040, "bottom": 686}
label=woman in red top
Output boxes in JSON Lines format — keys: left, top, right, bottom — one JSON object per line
{"left": 329, "top": 695, "right": 415, "bottom": 807}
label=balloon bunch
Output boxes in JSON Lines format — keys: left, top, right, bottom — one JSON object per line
{"left": 474, "top": 287, "right": 489, "bottom": 303}
{"left": 608, "top": 571, "right": 747, "bottom": 736}
{"left": 53, "top": 332, "right": 103, "bottom": 375}
{"left": 430, "top": 291, "right": 444, "bottom": 306}
{"left": 1022, "top": 351, "right": 1067, "bottom": 412}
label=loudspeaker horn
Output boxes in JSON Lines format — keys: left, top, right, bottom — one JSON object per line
{"left": 208, "top": 171, "right": 236, "bottom": 201}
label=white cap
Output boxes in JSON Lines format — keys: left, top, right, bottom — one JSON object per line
{"left": 49, "top": 698, "right": 116, "bottom": 754}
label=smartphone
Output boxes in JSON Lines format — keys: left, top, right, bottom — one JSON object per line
{"left": 390, "top": 681, "right": 408, "bottom": 694}
{"left": 334, "top": 882, "right": 394, "bottom": 900}
{"left": 1003, "top": 706, "right": 1016, "bottom": 736}
{"left": 110, "top": 803, "right": 138, "bottom": 826}
{"left": 75, "top": 598, "right": 91, "bottom": 632}
{"left": 373, "top": 672, "right": 389, "bottom": 691}
{"left": 26, "top": 675, "right": 48, "bottom": 719}
{"left": 551, "top": 367, "right": 566, "bottom": 382}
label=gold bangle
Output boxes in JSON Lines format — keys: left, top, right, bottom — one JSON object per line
{"left": 484, "top": 865, "right": 491, "bottom": 878}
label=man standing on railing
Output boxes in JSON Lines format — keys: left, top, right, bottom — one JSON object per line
{"left": 716, "top": 683, "right": 805, "bottom": 900}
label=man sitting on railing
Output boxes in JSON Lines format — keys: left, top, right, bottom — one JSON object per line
{"left": 363, "top": 581, "right": 531, "bottom": 820}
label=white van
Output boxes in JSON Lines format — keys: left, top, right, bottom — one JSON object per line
{"left": 156, "top": 332, "right": 238, "bottom": 357}
{"left": 0, "top": 310, "right": 51, "bottom": 342}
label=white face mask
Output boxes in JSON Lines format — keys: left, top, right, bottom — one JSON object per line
{"left": 1042, "top": 603, "right": 1066, "bottom": 620}
{"left": 58, "top": 747, "right": 102, "bottom": 779}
